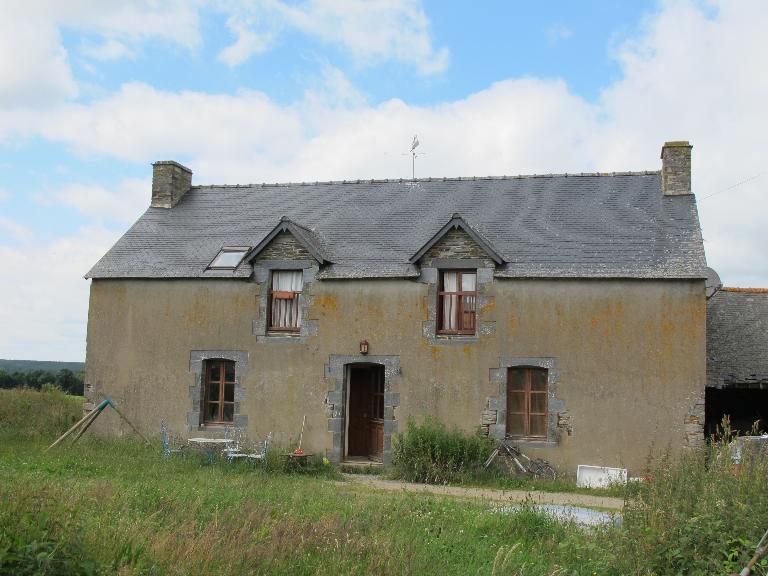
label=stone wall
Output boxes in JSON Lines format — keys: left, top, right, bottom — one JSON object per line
{"left": 85, "top": 277, "right": 706, "bottom": 473}
{"left": 419, "top": 228, "right": 497, "bottom": 267}
{"left": 254, "top": 231, "right": 313, "bottom": 261}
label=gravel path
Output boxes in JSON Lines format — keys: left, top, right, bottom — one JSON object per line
{"left": 338, "top": 474, "right": 624, "bottom": 511}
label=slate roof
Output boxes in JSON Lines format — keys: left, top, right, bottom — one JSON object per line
{"left": 707, "top": 288, "right": 768, "bottom": 388}
{"left": 86, "top": 172, "right": 707, "bottom": 280}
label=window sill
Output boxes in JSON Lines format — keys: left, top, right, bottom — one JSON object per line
{"left": 197, "top": 423, "right": 233, "bottom": 431}
{"left": 433, "top": 334, "right": 478, "bottom": 344}
{"left": 507, "top": 438, "right": 557, "bottom": 449}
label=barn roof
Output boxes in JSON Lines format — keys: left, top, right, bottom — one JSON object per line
{"left": 707, "top": 288, "right": 768, "bottom": 388}
{"left": 86, "top": 171, "right": 707, "bottom": 280}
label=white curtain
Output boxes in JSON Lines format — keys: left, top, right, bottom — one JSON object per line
{"left": 442, "top": 271, "right": 458, "bottom": 330}
{"left": 271, "top": 270, "right": 303, "bottom": 328}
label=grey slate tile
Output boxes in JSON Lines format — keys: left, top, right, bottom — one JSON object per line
{"left": 86, "top": 172, "right": 707, "bottom": 280}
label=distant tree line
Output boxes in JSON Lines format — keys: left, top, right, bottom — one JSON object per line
{"left": 0, "top": 369, "right": 84, "bottom": 396}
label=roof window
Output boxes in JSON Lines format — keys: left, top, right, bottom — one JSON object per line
{"left": 208, "top": 247, "right": 249, "bottom": 269}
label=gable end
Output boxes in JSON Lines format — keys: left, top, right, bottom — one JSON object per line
{"left": 410, "top": 215, "right": 504, "bottom": 266}
{"left": 246, "top": 218, "right": 328, "bottom": 265}
{"left": 253, "top": 231, "right": 312, "bottom": 262}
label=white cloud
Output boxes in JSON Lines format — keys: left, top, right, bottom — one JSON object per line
{"left": 218, "top": 13, "right": 277, "bottom": 66}
{"left": 0, "top": 217, "right": 34, "bottom": 243}
{"left": 0, "top": 10, "right": 77, "bottom": 106}
{"left": 80, "top": 38, "right": 133, "bottom": 61}
{"left": 56, "top": 178, "right": 149, "bottom": 224}
{"left": 0, "top": 225, "right": 119, "bottom": 361}
{"left": 0, "top": 0, "right": 201, "bottom": 107}
{"left": 0, "top": 188, "right": 9, "bottom": 201}
{"left": 218, "top": 0, "right": 449, "bottom": 74}
{"left": 547, "top": 23, "right": 573, "bottom": 43}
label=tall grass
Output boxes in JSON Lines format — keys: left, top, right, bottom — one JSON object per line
{"left": 391, "top": 417, "right": 493, "bottom": 484}
{"left": 613, "top": 436, "right": 768, "bottom": 575}
{"left": 0, "top": 387, "right": 81, "bottom": 439}
{"left": 2, "top": 389, "right": 767, "bottom": 575}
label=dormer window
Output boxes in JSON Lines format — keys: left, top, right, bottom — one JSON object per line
{"left": 208, "top": 247, "right": 249, "bottom": 269}
{"left": 269, "top": 270, "right": 303, "bottom": 332}
{"left": 437, "top": 270, "right": 477, "bottom": 335}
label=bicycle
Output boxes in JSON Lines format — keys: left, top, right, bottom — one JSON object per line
{"left": 483, "top": 435, "right": 557, "bottom": 480}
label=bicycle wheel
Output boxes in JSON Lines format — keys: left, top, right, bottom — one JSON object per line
{"left": 530, "top": 460, "right": 557, "bottom": 481}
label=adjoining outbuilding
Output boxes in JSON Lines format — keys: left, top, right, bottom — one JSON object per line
{"left": 706, "top": 287, "right": 768, "bottom": 436}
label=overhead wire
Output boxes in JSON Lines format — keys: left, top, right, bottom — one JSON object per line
{"left": 700, "top": 172, "right": 765, "bottom": 200}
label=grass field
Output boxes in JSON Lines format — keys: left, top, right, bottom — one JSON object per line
{"left": 1, "top": 389, "right": 766, "bottom": 575}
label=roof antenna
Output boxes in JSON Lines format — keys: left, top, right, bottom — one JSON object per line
{"left": 402, "top": 134, "right": 426, "bottom": 180}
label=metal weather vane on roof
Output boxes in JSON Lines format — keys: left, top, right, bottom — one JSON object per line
{"left": 404, "top": 134, "right": 425, "bottom": 180}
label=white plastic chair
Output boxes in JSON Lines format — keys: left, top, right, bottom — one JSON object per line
{"left": 227, "top": 431, "right": 272, "bottom": 464}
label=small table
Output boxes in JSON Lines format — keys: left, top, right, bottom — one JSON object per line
{"left": 283, "top": 452, "right": 314, "bottom": 470}
{"left": 188, "top": 437, "right": 233, "bottom": 463}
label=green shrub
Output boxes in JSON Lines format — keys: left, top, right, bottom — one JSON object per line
{"left": 391, "top": 417, "right": 493, "bottom": 484}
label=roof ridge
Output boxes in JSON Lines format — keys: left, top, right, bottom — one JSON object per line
{"left": 721, "top": 287, "right": 768, "bottom": 293}
{"left": 191, "top": 170, "right": 661, "bottom": 189}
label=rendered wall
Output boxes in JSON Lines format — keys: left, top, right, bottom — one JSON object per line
{"left": 84, "top": 276, "right": 705, "bottom": 474}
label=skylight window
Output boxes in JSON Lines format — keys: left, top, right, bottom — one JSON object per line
{"left": 208, "top": 247, "right": 249, "bottom": 269}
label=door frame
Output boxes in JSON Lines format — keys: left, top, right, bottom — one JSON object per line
{"left": 325, "top": 354, "right": 401, "bottom": 466}
{"left": 343, "top": 362, "right": 384, "bottom": 461}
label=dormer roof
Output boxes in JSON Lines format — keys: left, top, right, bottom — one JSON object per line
{"left": 245, "top": 217, "right": 329, "bottom": 265}
{"left": 409, "top": 213, "right": 505, "bottom": 265}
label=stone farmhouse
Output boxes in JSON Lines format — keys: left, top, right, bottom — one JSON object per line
{"left": 84, "top": 141, "right": 709, "bottom": 473}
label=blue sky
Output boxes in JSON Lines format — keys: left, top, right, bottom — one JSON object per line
{"left": 1, "top": 0, "right": 766, "bottom": 360}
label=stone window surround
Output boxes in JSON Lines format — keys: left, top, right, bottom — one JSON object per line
{"left": 418, "top": 258, "right": 496, "bottom": 345}
{"left": 325, "top": 354, "right": 401, "bottom": 466}
{"left": 252, "top": 259, "right": 319, "bottom": 343}
{"left": 486, "top": 356, "right": 566, "bottom": 447}
{"left": 188, "top": 350, "right": 249, "bottom": 431}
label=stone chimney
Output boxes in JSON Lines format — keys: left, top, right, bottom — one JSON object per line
{"left": 151, "top": 161, "right": 193, "bottom": 208}
{"left": 660, "top": 141, "right": 692, "bottom": 196}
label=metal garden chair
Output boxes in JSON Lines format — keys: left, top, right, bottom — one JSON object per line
{"left": 160, "top": 421, "right": 187, "bottom": 459}
{"left": 226, "top": 430, "right": 273, "bottom": 465}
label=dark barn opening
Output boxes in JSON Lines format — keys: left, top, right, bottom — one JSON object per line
{"left": 705, "top": 387, "right": 768, "bottom": 437}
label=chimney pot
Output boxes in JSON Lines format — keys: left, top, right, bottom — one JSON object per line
{"left": 151, "top": 161, "right": 193, "bottom": 208}
{"left": 660, "top": 141, "right": 692, "bottom": 196}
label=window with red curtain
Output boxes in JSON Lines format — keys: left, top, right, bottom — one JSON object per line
{"left": 269, "top": 270, "right": 303, "bottom": 331}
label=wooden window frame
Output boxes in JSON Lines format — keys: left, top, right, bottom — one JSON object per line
{"left": 268, "top": 270, "right": 302, "bottom": 333}
{"left": 202, "top": 359, "right": 236, "bottom": 424}
{"left": 506, "top": 367, "right": 548, "bottom": 439}
{"left": 437, "top": 270, "right": 477, "bottom": 335}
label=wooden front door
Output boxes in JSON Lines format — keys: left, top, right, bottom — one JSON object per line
{"left": 346, "top": 365, "right": 384, "bottom": 460}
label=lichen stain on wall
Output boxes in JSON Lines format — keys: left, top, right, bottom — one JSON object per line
{"left": 587, "top": 299, "right": 625, "bottom": 338}
{"left": 480, "top": 297, "right": 496, "bottom": 314}
{"left": 315, "top": 293, "right": 338, "bottom": 314}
